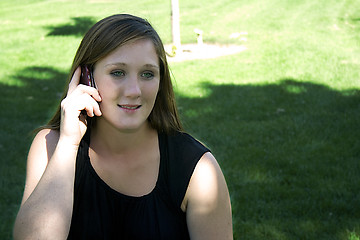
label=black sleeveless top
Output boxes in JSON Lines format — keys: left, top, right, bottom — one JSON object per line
{"left": 67, "top": 131, "right": 210, "bottom": 239}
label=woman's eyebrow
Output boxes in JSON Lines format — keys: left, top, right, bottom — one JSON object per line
{"left": 104, "top": 62, "right": 159, "bottom": 69}
{"left": 144, "top": 64, "right": 159, "bottom": 69}
{"left": 104, "top": 62, "right": 127, "bottom": 67}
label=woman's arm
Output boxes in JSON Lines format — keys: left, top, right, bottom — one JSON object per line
{"left": 13, "top": 67, "right": 102, "bottom": 239}
{"left": 13, "top": 129, "right": 78, "bottom": 239}
{"left": 184, "top": 152, "right": 233, "bottom": 240}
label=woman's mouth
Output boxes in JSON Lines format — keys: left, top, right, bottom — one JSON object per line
{"left": 118, "top": 104, "right": 142, "bottom": 110}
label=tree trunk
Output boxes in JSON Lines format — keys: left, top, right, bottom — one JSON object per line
{"left": 171, "top": 0, "right": 181, "bottom": 50}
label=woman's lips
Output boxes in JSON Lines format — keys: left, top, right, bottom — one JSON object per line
{"left": 118, "top": 104, "right": 142, "bottom": 110}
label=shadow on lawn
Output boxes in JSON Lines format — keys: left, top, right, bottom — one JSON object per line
{"left": 1, "top": 67, "right": 67, "bottom": 135}
{"left": 2, "top": 66, "right": 360, "bottom": 239}
{"left": 0, "top": 66, "right": 67, "bottom": 240}
{"left": 46, "top": 16, "right": 97, "bottom": 36}
{"left": 176, "top": 80, "right": 360, "bottom": 239}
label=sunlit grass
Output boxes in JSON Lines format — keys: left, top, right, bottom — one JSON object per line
{"left": 348, "top": 231, "right": 360, "bottom": 240}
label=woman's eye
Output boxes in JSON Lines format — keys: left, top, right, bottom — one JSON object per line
{"left": 141, "top": 72, "right": 154, "bottom": 79}
{"left": 111, "top": 70, "right": 125, "bottom": 77}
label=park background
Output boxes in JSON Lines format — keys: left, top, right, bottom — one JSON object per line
{"left": 1, "top": 0, "right": 360, "bottom": 239}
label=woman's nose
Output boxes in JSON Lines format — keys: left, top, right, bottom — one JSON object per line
{"left": 124, "top": 75, "right": 141, "bottom": 98}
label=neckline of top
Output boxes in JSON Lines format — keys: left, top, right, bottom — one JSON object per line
{"left": 83, "top": 132, "right": 165, "bottom": 200}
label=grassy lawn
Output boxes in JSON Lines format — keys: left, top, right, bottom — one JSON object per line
{"left": 1, "top": 0, "right": 360, "bottom": 239}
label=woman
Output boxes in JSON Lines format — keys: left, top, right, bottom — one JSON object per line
{"left": 13, "top": 14, "right": 233, "bottom": 239}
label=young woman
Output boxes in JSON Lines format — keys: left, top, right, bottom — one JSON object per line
{"left": 13, "top": 14, "right": 233, "bottom": 239}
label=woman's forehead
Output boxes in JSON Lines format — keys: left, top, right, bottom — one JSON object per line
{"left": 97, "top": 39, "right": 159, "bottom": 68}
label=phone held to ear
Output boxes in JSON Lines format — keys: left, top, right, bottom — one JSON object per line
{"left": 80, "top": 65, "right": 96, "bottom": 88}
{"left": 80, "top": 65, "right": 97, "bottom": 118}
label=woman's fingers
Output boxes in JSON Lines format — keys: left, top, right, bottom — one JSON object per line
{"left": 68, "top": 67, "right": 81, "bottom": 95}
{"left": 68, "top": 66, "right": 102, "bottom": 102}
{"left": 79, "top": 93, "right": 102, "bottom": 117}
{"left": 62, "top": 88, "right": 102, "bottom": 117}
{"left": 85, "top": 85, "right": 102, "bottom": 103}
{"left": 67, "top": 66, "right": 102, "bottom": 115}
{"left": 60, "top": 91, "right": 101, "bottom": 143}
{"left": 59, "top": 68, "right": 102, "bottom": 143}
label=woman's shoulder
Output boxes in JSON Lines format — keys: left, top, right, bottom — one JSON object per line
{"left": 32, "top": 128, "right": 60, "bottom": 149}
{"left": 161, "top": 131, "right": 211, "bottom": 207}
{"left": 20, "top": 128, "right": 60, "bottom": 205}
{"left": 29, "top": 128, "right": 60, "bottom": 164}
{"left": 35, "top": 128, "right": 60, "bottom": 138}
{"left": 165, "top": 131, "right": 210, "bottom": 152}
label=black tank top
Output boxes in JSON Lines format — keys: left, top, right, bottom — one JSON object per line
{"left": 67, "top": 131, "right": 210, "bottom": 239}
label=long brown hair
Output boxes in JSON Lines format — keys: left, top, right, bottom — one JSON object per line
{"left": 44, "top": 14, "right": 183, "bottom": 134}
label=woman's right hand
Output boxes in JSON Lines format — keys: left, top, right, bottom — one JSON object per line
{"left": 60, "top": 67, "right": 102, "bottom": 146}
{"left": 13, "top": 67, "right": 101, "bottom": 239}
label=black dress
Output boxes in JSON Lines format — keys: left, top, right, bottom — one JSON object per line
{"left": 67, "top": 131, "right": 210, "bottom": 239}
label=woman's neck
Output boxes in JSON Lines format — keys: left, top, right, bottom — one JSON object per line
{"left": 90, "top": 117, "right": 157, "bottom": 157}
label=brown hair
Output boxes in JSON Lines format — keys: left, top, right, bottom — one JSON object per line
{"left": 44, "top": 14, "right": 183, "bottom": 134}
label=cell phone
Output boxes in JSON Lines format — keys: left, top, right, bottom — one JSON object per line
{"left": 80, "top": 65, "right": 97, "bottom": 118}
{"left": 80, "top": 65, "right": 96, "bottom": 88}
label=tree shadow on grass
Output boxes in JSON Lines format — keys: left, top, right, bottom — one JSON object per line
{"left": 0, "top": 66, "right": 68, "bottom": 240}
{"left": 0, "top": 67, "right": 68, "bottom": 146}
{"left": 1, "top": 66, "right": 67, "bottom": 127}
{"left": 2, "top": 67, "right": 360, "bottom": 239}
{"left": 176, "top": 80, "right": 360, "bottom": 240}
{"left": 46, "top": 16, "right": 97, "bottom": 36}
{"left": 0, "top": 66, "right": 67, "bottom": 161}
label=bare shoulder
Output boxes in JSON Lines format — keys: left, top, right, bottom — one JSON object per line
{"left": 185, "top": 152, "right": 228, "bottom": 208}
{"left": 33, "top": 128, "right": 60, "bottom": 146}
{"left": 29, "top": 128, "right": 60, "bottom": 163}
{"left": 184, "top": 152, "right": 233, "bottom": 239}
{"left": 21, "top": 128, "right": 60, "bottom": 205}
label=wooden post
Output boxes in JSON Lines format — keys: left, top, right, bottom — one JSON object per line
{"left": 171, "top": 0, "right": 181, "bottom": 51}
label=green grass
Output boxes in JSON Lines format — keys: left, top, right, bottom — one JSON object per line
{"left": 1, "top": 0, "right": 360, "bottom": 239}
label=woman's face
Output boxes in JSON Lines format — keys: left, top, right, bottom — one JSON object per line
{"left": 93, "top": 39, "right": 160, "bottom": 133}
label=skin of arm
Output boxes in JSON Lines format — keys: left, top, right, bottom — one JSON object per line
{"left": 184, "top": 152, "right": 233, "bottom": 240}
{"left": 13, "top": 67, "right": 102, "bottom": 239}
{"left": 13, "top": 129, "right": 78, "bottom": 239}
